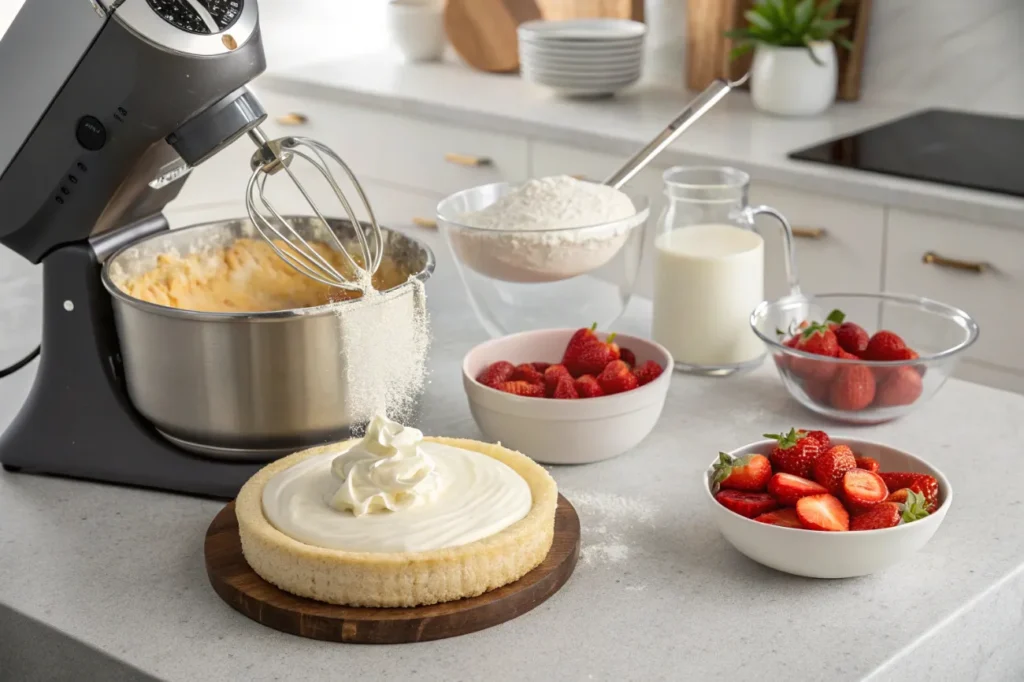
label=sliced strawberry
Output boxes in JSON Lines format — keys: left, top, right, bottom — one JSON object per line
{"left": 552, "top": 375, "right": 579, "bottom": 399}
{"left": 763, "top": 428, "right": 823, "bottom": 479}
{"left": 510, "top": 363, "right": 544, "bottom": 385}
{"left": 878, "top": 472, "right": 940, "bottom": 512}
{"left": 620, "top": 348, "right": 637, "bottom": 368}
{"left": 835, "top": 321, "right": 870, "bottom": 356}
{"left": 597, "top": 360, "right": 639, "bottom": 395}
{"left": 711, "top": 452, "right": 772, "bottom": 493}
{"left": 476, "top": 361, "right": 515, "bottom": 388}
{"left": 767, "top": 472, "right": 828, "bottom": 506}
{"left": 863, "top": 330, "right": 907, "bottom": 361}
{"left": 842, "top": 468, "right": 889, "bottom": 511}
{"left": 854, "top": 456, "right": 880, "bottom": 473}
{"left": 633, "top": 360, "right": 664, "bottom": 386}
{"left": 829, "top": 364, "right": 876, "bottom": 411}
{"left": 714, "top": 490, "right": 778, "bottom": 519}
{"left": 543, "top": 364, "right": 572, "bottom": 396}
{"left": 754, "top": 508, "right": 803, "bottom": 528}
{"left": 494, "top": 380, "right": 544, "bottom": 397}
{"left": 795, "top": 494, "right": 850, "bottom": 531}
{"left": 813, "top": 445, "right": 857, "bottom": 495}
{"left": 875, "top": 366, "right": 923, "bottom": 407}
{"left": 574, "top": 374, "right": 605, "bottom": 398}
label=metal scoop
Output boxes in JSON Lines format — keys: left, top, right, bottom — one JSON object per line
{"left": 245, "top": 126, "right": 383, "bottom": 291}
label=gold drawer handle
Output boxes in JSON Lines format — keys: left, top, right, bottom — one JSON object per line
{"left": 444, "top": 153, "right": 492, "bottom": 167}
{"left": 276, "top": 112, "right": 308, "bottom": 126}
{"left": 412, "top": 217, "right": 437, "bottom": 229}
{"left": 922, "top": 251, "right": 987, "bottom": 274}
{"left": 793, "top": 226, "right": 827, "bottom": 239}
{"left": 571, "top": 174, "right": 588, "bottom": 180}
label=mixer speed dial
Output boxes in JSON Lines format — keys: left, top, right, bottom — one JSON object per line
{"left": 146, "top": 0, "right": 243, "bottom": 35}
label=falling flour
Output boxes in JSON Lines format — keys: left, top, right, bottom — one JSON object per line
{"left": 333, "top": 276, "right": 430, "bottom": 429}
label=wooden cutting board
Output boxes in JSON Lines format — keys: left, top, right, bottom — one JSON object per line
{"left": 205, "top": 494, "right": 581, "bottom": 644}
{"left": 445, "top": 0, "right": 542, "bottom": 73}
{"left": 536, "top": 0, "right": 644, "bottom": 21}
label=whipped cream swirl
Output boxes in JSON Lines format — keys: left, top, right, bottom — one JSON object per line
{"left": 328, "top": 414, "right": 440, "bottom": 516}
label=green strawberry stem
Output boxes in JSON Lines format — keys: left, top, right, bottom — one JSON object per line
{"left": 606, "top": 332, "right": 617, "bottom": 344}
{"left": 801, "top": 321, "right": 831, "bottom": 339}
{"left": 763, "top": 427, "right": 805, "bottom": 449}
{"left": 898, "top": 489, "right": 931, "bottom": 523}
{"left": 826, "top": 309, "right": 846, "bottom": 325}
{"left": 710, "top": 452, "right": 734, "bottom": 494}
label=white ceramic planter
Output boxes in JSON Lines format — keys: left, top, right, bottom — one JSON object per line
{"left": 750, "top": 42, "right": 838, "bottom": 117}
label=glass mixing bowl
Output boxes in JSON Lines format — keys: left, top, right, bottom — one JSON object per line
{"left": 437, "top": 181, "right": 649, "bottom": 337}
{"left": 750, "top": 292, "right": 979, "bottom": 424}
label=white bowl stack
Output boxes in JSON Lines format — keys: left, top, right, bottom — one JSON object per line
{"left": 517, "top": 19, "right": 646, "bottom": 97}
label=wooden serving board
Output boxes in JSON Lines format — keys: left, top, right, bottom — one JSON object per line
{"left": 205, "top": 495, "right": 580, "bottom": 644}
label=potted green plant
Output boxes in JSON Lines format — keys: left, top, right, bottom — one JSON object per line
{"left": 725, "top": 0, "right": 852, "bottom": 116}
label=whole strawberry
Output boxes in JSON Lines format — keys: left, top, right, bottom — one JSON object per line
{"left": 754, "top": 508, "right": 804, "bottom": 528}
{"left": 854, "top": 456, "right": 880, "bottom": 473}
{"left": 532, "top": 362, "right": 551, "bottom": 372}
{"left": 813, "top": 444, "right": 857, "bottom": 495}
{"left": 562, "top": 323, "right": 620, "bottom": 377}
{"left": 863, "top": 330, "right": 907, "bottom": 361}
{"left": 495, "top": 380, "right": 544, "bottom": 397}
{"left": 574, "top": 374, "right": 605, "bottom": 398}
{"left": 790, "top": 323, "right": 840, "bottom": 381}
{"left": 763, "top": 428, "right": 824, "bottom": 479}
{"left": 543, "top": 364, "right": 572, "bottom": 396}
{"left": 620, "top": 348, "right": 637, "bottom": 368}
{"left": 874, "top": 366, "right": 923, "bottom": 407}
{"left": 804, "top": 430, "right": 831, "bottom": 451}
{"left": 711, "top": 452, "right": 772, "bottom": 493}
{"left": 850, "top": 489, "right": 930, "bottom": 531}
{"left": 830, "top": 364, "right": 876, "bottom": 411}
{"left": 878, "top": 472, "right": 940, "bottom": 512}
{"left": 835, "top": 321, "right": 870, "bottom": 356}
{"left": 714, "top": 490, "right": 778, "bottom": 519}
{"left": 597, "top": 360, "right": 638, "bottom": 395}
{"left": 511, "top": 363, "right": 544, "bottom": 385}
{"left": 552, "top": 375, "right": 579, "bottom": 399}
{"left": 476, "top": 361, "right": 515, "bottom": 388}
{"left": 633, "top": 360, "right": 664, "bottom": 386}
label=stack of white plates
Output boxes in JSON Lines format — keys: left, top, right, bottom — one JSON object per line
{"left": 518, "top": 19, "right": 646, "bottom": 97}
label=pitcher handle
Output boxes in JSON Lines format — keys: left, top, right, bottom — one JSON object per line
{"left": 741, "top": 205, "right": 801, "bottom": 296}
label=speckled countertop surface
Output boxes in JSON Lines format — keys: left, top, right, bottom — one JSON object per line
{"left": 2, "top": 243, "right": 1024, "bottom": 682}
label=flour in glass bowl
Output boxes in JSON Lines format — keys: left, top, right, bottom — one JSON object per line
{"left": 450, "top": 175, "right": 646, "bottom": 283}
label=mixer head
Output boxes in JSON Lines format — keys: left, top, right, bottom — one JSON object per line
{"left": 0, "top": 0, "right": 268, "bottom": 263}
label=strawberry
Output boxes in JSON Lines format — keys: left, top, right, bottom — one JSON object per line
{"left": 835, "top": 321, "right": 870, "bottom": 356}
{"left": 620, "top": 348, "right": 637, "bottom": 368}
{"left": 597, "top": 360, "right": 639, "bottom": 395}
{"left": 574, "top": 374, "right": 605, "bottom": 398}
{"left": 812, "top": 444, "right": 857, "bottom": 495}
{"left": 711, "top": 452, "right": 772, "bottom": 493}
{"left": 829, "top": 363, "right": 876, "bottom": 411}
{"left": 494, "top": 380, "right": 544, "bottom": 397}
{"left": 891, "top": 347, "right": 919, "bottom": 362}
{"left": 874, "top": 366, "right": 923, "bottom": 407}
{"left": 767, "top": 472, "right": 828, "bottom": 506}
{"left": 850, "top": 489, "right": 930, "bottom": 531}
{"left": 552, "top": 375, "right": 579, "bottom": 399}
{"left": 790, "top": 323, "right": 840, "bottom": 381}
{"left": 873, "top": 347, "right": 921, "bottom": 384}
{"left": 476, "top": 361, "right": 514, "bottom": 388}
{"left": 841, "top": 468, "right": 889, "bottom": 511}
{"left": 543, "top": 364, "right": 572, "bottom": 396}
{"left": 837, "top": 348, "right": 860, "bottom": 360}
{"left": 863, "top": 330, "right": 907, "bottom": 361}
{"left": 885, "top": 488, "right": 913, "bottom": 504}
{"left": 854, "top": 456, "right": 880, "bottom": 473}
{"left": 562, "top": 324, "right": 620, "bottom": 377}
{"left": 878, "top": 472, "right": 940, "bottom": 512}
{"left": 510, "top": 363, "right": 544, "bottom": 385}
{"left": 804, "top": 430, "right": 831, "bottom": 451}
{"left": 795, "top": 494, "right": 849, "bottom": 531}
{"left": 633, "top": 360, "right": 664, "bottom": 386}
{"left": 803, "top": 378, "right": 832, "bottom": 404}
{"left": 532, "top": 362, "right": 551, "bottom": 372}
{"left": 763, "top": 428, "right": 823, "bottom": 479}
{"left": 754, "top": 508, "right": 803, "bottom": 528}
{"left": 714, "top": 490, "right": 778, "bottom": 519}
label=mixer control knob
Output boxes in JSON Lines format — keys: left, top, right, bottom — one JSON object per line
{"left": 145, "top": 0, "right": 243, "bottom": 35}
{"left": 75, "top": 116, "right": 107, "bottom": 151}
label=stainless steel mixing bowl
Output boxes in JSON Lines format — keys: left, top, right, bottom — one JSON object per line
{"left": 101, "top": 216, "right": 434, "bottom": 460}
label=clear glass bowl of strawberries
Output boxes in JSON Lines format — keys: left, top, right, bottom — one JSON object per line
{"left": 750, "top": 293, "right": 979, "bottom": 424}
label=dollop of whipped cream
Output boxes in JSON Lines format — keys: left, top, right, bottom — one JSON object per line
{"left": 327, "top": 414, "right": 440, "bottom": 517}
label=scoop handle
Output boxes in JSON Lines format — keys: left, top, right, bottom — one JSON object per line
{"left": 603, "top": 73, "right": 749, "bottom": 190}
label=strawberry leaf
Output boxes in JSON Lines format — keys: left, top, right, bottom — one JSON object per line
{"left": 710, "top": 452, "right": 735, "bottom": 493}
{"left": 825, "top": 309, "right": 846, "bottom": 324}
{"left": 899, "top": 489, "right": 931, "bottom": 523}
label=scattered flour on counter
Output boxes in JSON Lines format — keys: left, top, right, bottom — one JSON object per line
{"left": 563, "top": 488, "right": 658, "bottom": 567}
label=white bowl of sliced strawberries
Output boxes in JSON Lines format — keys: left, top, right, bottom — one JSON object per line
{"left": 704, "top": 427, "right": 952, "bottom": 578}
{"left": 462, "top": 325, "right": 673, "bottom": 464}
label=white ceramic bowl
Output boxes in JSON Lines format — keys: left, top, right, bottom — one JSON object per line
{"left": 462, "top": 329, "right": 673, "bottom": 464}
{"left": 386, "top": 0, "right": 446, "bottom": 62}
{"left": 704, "top": 437, "right": 952, "bottom": 578}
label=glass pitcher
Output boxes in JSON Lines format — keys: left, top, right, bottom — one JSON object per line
{"left": 652, "top": 166, "right": 800, "bottom": 376}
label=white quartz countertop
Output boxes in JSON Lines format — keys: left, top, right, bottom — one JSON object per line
{"left": 259, "top": 52, "right": 1024, "bottom": 230}
{"left": 3, "top": 245, "right": 1024, "bottom": 682}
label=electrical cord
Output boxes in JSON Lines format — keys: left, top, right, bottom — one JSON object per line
{"left": 0, "top": 345, "right": 40, "bottom": 379}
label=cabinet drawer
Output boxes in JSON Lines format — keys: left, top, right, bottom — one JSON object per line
{"left": 884, "top": 208, "right": 1024, "bottom": 371}
{"left": 529, "top": 141, "right": 667, "bottom": 297}
{"left": 252, "top": 85, "right": 529, "bottom": 196}
{"left": 748, "top": 182, "right": 885, "bottom": 303}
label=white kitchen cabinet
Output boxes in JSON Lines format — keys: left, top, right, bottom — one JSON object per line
{"left": 748, "top": 182, "right": 885, "bottom": 303}
{"left": 884, "top": 208, "right": 1024, "bottom": 381}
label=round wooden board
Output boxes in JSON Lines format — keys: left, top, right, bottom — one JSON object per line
{"left": 204, "top": 495, "right": 580, "bottom": 644}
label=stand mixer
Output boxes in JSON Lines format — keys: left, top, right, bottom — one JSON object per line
{"left": 0, "top": 0, "right": 397, "bottom": 498}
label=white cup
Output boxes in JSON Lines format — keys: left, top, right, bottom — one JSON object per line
{"left": 386, "top": 0, "right": 446, "bottom": 63}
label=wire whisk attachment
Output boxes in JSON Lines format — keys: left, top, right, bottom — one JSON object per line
{"left": 245, "top": 126, "right": 383, "bottom": 291}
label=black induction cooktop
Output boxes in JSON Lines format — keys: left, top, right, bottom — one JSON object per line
{"left": 789, "top": 109, "right": 1024, "bottom": 198}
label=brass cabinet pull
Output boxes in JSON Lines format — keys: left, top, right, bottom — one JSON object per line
{"left": 444, "top": 153, "right": 492, "bottom": 167}
{"left": 922, "top": 251, "right": 987, "bottom": 274}
{"left": 275, "top": 112, "right": 308, "bottom": 126}
{"left": 793, "top": 226, "right": 827, "bottom": 239}
{"left": 412, "top": 217, "right": 437, "bottom": 229}
{"left": 570, "top": 174, "right": 588, "bottom": 180}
